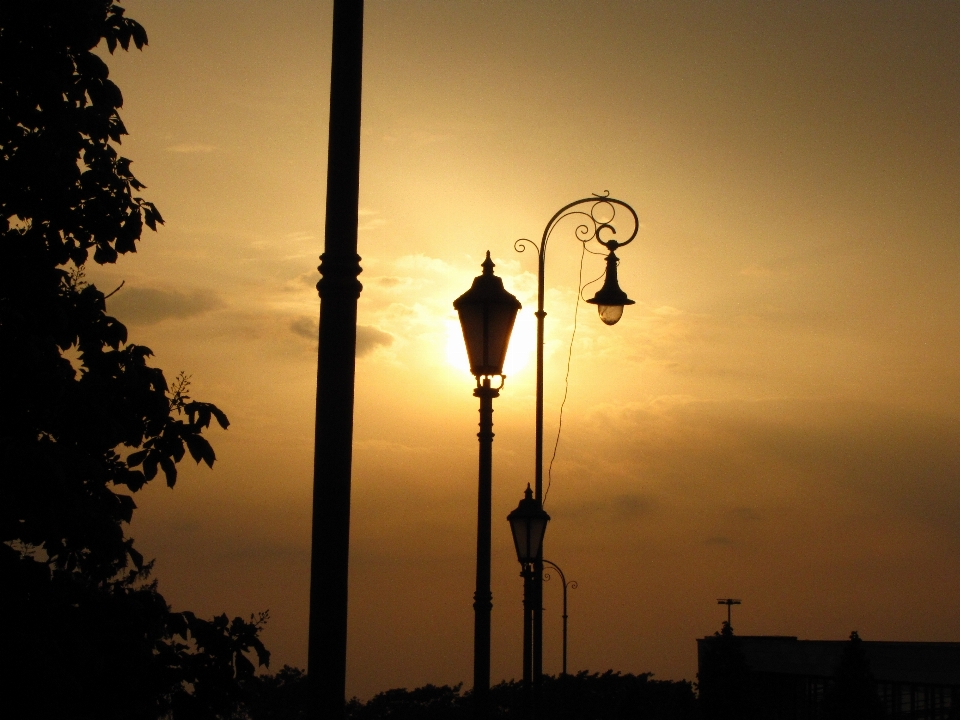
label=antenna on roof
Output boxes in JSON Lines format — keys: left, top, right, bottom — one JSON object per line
{"left": 717, "top": 598, "right": 741, "bottom": 627}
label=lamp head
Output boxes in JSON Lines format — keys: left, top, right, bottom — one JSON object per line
{"left": 586, "top": 249, "right": 635, "bottom": 325}
{"left": 507, "top": 484, "right": 550, "bottom": 565}
{"left": 454, "top": 252, "right": 522, "bottom": 379}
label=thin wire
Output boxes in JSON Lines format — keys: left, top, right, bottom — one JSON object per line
{"left": 544, "top": 244, "right": 593, "bottom": 507}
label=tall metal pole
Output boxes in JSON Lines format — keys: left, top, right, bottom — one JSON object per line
{"left": 533, "top": 252, "right": 546, "bottom": 695}
{"left": 474, "top": 379, "right": 498, "bottom": 718}
{"left": 308, "top": 2, "right": 364, "bottom": 718}
{"left": 522, "top": 564, "right": 535, "bottom": 716}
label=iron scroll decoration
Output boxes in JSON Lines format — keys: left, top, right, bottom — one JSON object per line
{"left": 513, "top": 192, "right": 640, "bottom": 266}
{"left": 543, "top": 569, "right": 578, "bottom": 592}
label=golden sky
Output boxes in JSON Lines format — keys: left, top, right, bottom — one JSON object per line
{"left": 88, "top": 0, "right": 960, "bottom": 699}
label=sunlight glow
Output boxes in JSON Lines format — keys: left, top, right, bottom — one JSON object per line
{"left": 445, "top": 319, "right": 470, "bottom": 375}
{"left": 445, "top": 309, "right": 536, "bottom": 378}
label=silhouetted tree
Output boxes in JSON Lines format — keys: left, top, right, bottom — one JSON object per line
{"left": 823, "top": 631, "right": 884, "bottom": 720}
{"left": 1, "top": 2, "right": 267, "bottom": 716}
{"left": 349, "top": 684, "right": 468, "bottom": 720}
{"left": 697, "top": 622, "right": 755, "bottom": 720}
{"left": 242, "top": 666, "right": 313, "bottom": 720}
{"left": 533, "top": 671, "right": 698, "bottom": 720}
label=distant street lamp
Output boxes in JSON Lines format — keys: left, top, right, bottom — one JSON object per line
{"left": 454, "top": 252, "right": 522, "bottom": 719}
{"left": 507, "top": 485, "right": 551, "bottom": 696}
{"left": 514, "top": 193, "right": 639, "bottom": 687}
{"left": 542, "top": 559, "right": 577, "bottom": 676}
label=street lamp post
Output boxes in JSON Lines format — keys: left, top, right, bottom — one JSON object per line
{"left": 514, "top": 193, "right": 639, "bottom": 687}
{"left": 507, "top": 486, "right": 551, "bottom": 707}
{"left": 308, "top": 2, "right": 364, "bottom": 718}
{"left": 542, "top": 559, "right": 577, "bottom": 676}
{"left": 454, "top": 252, "right": 522, "bottom": 719}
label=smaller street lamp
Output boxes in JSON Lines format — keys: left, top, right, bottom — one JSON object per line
{"left": 508, "top": 485, "right": 550, "bottom": 566}
{"left": 507, "top": 484, "right": 550, "bottom": 696}
{"left": 514, "top": 194, "right": 640, "bottom": 686}
{"left": 454, "top": 251, "right": 521, "bottom": 719}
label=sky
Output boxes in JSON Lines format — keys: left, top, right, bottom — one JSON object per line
{"left": 86, "top": 0, "right": 960, "bottom": 700}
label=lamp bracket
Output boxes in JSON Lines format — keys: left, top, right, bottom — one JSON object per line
{"left": 474, "top": 374, "right": 505, "bottom": 392}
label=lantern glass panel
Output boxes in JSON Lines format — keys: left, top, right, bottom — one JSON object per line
{"left": 509, "top": 517, "right": 530, "bottom": 563}
{"left": 509, "top": 512, "right": 548, "bottom": 564}
{"left": 526, "top": 516, "right": 547, "bottom": 560}
{"left": 484, "top": 303, "right": 518, "bottom": 374}
{"left": 597, "top": 304, "right": 624, "bottom": 326}
{"left": 457, "top": 304, "right": 487, "bottom": 374}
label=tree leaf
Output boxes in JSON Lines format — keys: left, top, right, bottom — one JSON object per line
{"left": 159, "top": 456, "right": 178, "bottom": 487}
{"left": 211, "top": 406, "right": 230, "bottom": 429}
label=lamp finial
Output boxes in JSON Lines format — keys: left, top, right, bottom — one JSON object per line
{"left": 482, "top": 251, "right": 494, "bottom": 275}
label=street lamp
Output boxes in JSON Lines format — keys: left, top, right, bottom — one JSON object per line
{"left": 542, "top": 559, "right": 577, "bottom": 676}
{"left": 309, "top": 2, "right": 364, "bottom": 718}
{"left": 507, "top": 485, "right": 551, "bottom": 695}
{"left": 514, "top": 193, "right": 638, "bottom": 688}
{"left": 454, "top": 251, "right": 521, "bottom": 719}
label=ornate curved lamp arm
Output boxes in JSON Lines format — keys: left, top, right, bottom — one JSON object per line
{"left": 543, "top": 559, "right": 578, "bottom": 592}
{"left": 514, "top": 192, "right": 639, "bottom": 317}
{"left": 542, "top": 558, "right": 567, "bottom": 587}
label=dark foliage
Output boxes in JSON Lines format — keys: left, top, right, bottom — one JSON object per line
{"left": 240, "top": 670, "right": 697, "bottom": 720}
{"left": 823, "top": 631, "right": 885, "bottom": 720}
{"left": 697, "top": 622, "right": 755, "bottom": 720}
{"left": 349, "top": 683, "right": 467, "bottom": 720}
{"left": 530, "top": 671, "right": 699, "bottom": 720}
{"left": 1, "top": 2, "right": 267, "bottom": 717}
{"left": 241, "top": 666, "right": 313, "bottom": 720}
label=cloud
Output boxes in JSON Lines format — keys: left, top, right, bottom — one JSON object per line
{"left": 164, "top": 142, "right": 217, "bottom": 153}
{"left": 290, "top": 317, "right": 316, "bottom": 339}
{"left": 394, "top": 254, "right": 451, "bottom": 274}
{"left": 357, "top": 325, "right": 394, "bottom": 356}
{"left": 730, "top": 506, "right": 762, "bottom": 522}
{"left": 108, "top": 287, "right": 223, "bottom": 325}
{"left": 285, "top": 271, "right": 320, "bottom": 290}
{"left": 574, "top": 397, "right": 960, "bottom": 530}
{"left": 359, "top": 218, "right": 387, "bottom": 231}
{"left": 290, "top": 318, "right": 394, "bottom": 357}
{"left": 740, "top": 263, "right": 773, "bottom": 277}
{"left": 559, "top": 492, "right": 656, "bottom": 522}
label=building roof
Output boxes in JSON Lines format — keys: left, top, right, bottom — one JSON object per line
{"left": 697, "top": 635, "right": 960, "bottom": 686}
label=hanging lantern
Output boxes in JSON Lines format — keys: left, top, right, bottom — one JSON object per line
{"left": 586, "top": 250, "right": 635, "bottom": 325}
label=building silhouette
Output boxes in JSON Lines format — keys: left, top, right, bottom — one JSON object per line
{"left": 697, "top": 633, "right": 960, "bottom": 719}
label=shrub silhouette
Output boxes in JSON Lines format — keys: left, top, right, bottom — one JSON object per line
{"left": 241, "top": 669, "right": 697, "bottom": 719}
